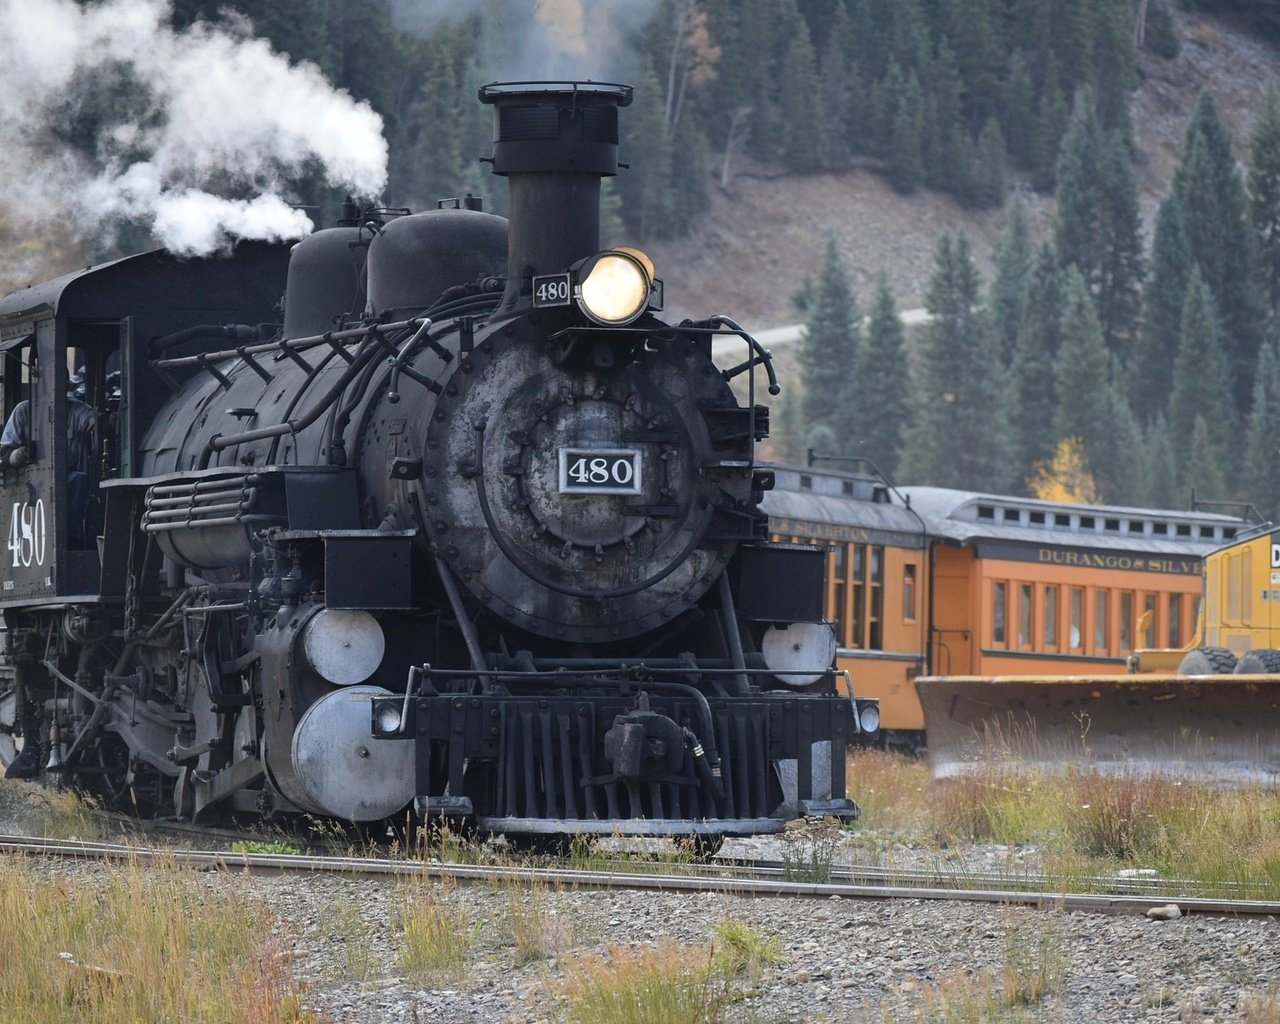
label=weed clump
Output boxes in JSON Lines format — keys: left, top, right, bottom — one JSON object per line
{"left": 550, "top": 942, "right": 734, "bottom": 1024}
{"left": 397, "top": 877, "right": 479, "bottom": 980}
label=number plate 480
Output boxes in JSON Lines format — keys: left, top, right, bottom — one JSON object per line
{"left": 7, "top": 499, "right": 47, "bottom": 568}
{"left": 558, "top": 448, "right": 643, "bottom": 495}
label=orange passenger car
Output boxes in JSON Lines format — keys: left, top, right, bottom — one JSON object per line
{"left": 763, "top": 466, "right": 1244, "bottom": 747}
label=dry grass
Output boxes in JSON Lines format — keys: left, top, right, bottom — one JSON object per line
{"left": 549, "top": 942, "right": 735, "bottom": 1024}
{"left": 397, "top": 875, "right": 479, "bottom": 980}
{"left": 502, "top": 875, "right": 574, "bottom": 963}
{"left": 1243, "top": 986, "right": 1280, "bottom": 1024}
{"left": 778, "top": 815, "right": 847, "bottom": 881}
{"left": 326, "top": 898, "right": 383, "bottom": 982}
{"left": 710, "top": 916, "right": 782, "bottom": 983}
{"left": 998, "top": 910, "right": 1069, "bottom": 1007}
{"left": 23, "top": 782, "right": 108, "bottom": 841}
{"left": 0, "top": 854, "right": 320, "bottom": 1023}
{"left": 844, "top": 747, "right": 932, "bottom": 829}
{"left": 891, "top": 911, "right": 1068, "bottom": 1023}
{"left": 847, "top": 748, "right": 1280, "bottom": 898}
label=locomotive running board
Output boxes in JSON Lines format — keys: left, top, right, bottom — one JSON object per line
{"left": 916, "top": 674, "right": 1280, "bottom": 786}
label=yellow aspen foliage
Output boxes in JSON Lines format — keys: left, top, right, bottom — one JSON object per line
{"left": 1027, "top": 437, "right": 1100, "bottom": 503}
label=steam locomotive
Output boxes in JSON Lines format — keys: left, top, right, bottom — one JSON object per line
{"left": 0, "top": 82, "right": 877, "bottom": 840}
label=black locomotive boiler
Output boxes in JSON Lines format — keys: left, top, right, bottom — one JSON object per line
{"left": 0, "top": 82, "right": 877, "bottom": 839}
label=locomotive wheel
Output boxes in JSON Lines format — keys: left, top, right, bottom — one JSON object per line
{"left": 0, "top": 683, "right": 18, "bottom": 771}
{"left": 1177, "top": 646, "right": 1238, "bottom": 675}
{"left": 88, "top": 735, "right": 134, "bottom": 810}
{"left": 1234, "top": 648, "right": 1280, "bottom": 674}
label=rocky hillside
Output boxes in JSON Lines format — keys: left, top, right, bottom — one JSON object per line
{"left": 646, "top": 9, "right": 1280, "bottom": 331}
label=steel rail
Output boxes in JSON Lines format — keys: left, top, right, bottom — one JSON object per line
{"left": 1, "top": 834, "right": 1275, "bottom": 918}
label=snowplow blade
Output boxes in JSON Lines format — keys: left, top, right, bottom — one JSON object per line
{"left": 916, "top": 674, "right": 1280, "bottom": 786}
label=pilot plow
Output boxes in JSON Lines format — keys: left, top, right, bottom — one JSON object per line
{"left": 916, "top": 674, "right": 1280, "bottom": 787}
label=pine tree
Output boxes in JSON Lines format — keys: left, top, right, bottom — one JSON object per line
{"left": 1054, "top": 88, "right": 1144, "bottom": 354}
{"left": 739, "top": 0, "right": 789, "bottom": 161}
{"left": 1131, "top": 197, "right": 1192, "bottom": 423}
{"left": 1095, "top": 131, "right": 1145, "bottom": 351}
{"left": 898, "top": 232, "right": 1012, "bottom": 489}
{"left": 1142, "top": 415, "right": 1180, "bottom": 509}
{"left": 1145, "top": 2, "right": 1181, "bottom": 59}
{"left": 818, "top": 1, "right": 854, "bottom": 170}
{"left": 393, "top": 29, "right": 473, "bottom": 211}
{"left": 849, "top": 273, "right": 910, "bottom": 478}
{"left": 246, "top": 0, "right": 335, "bottom": 76}
{"left": 889, "top": 72, "right": 925, "bottom": 194}
{"left": 1029, "top": 70, "right": 1068, "bottom": 190}
{"left": 967, "top": 117, "right": 1007, "bottom": 209}
{"left": 1052, "top": 267, "right": 1114, "bottom": 496}
{"left": 1167, "top": 267, "right": 1233, "bottom": 479}
{"left": 779, "top": 23, "right": 822, "bottom": 171}
{"left": 1100, "top": 385, "right": 1147, "bottom": 505}
{"left": 772, "top": 386, "right": 808, "bottom": 465}
{"left": 702, "top": 0, "right": 751, "bottom": 169}
{"left": 921, "top": 36, "right": 966, "bottom": 193}
{"left": 799, "top": 233, "right": 860, "bottom": 450}
{"left": 947, "top": 0, "right": 1003, "bottom": 131}
{"left": 1174, "top": 89, "right": 1268, "bottom": 407}
{"left": 1185, "top": 415, "right": 1228, "bottom": 504}
{"left": 1249, "top": 86, "right": 1280, "bottom": 320}
{"left": 1051, "top": 0, "right": 1096, "bottom": 102}
{"left": 598, "top": 177, "right": 625, "bottom": 247}
{"left": 615, "top": 58, "right": 676, "bottom": 240}
{"left": 670, "top": 110, "right": 711, "bottom": 226}
{"left": 1242, "top": 333, "right": 1280, "bottom": 520}
{"left": 1001, "top": 49, "right": 1037, "bottom": 167}
{"left": 1091, "top": 0, "right": 1137, "bottom": 138}
{"left": 327, "top": 0, "right": 400, "bottom": 117}
{"left": 989, "top": 197, "right": 1033, "bottom": 364}
{"left": 1054, "top": 87, "right": 1104, "bottom": 291}
{"left": 1009, "top": 243, "right": 1064, "bottom": 486}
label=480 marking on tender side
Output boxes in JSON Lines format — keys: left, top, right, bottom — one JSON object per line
{"left": 6, "top": 500, "right": 47, "bottom": 569}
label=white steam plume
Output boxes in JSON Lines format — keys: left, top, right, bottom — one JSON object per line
{"left": 0, "top": 0, "right": 388, "bottom": 257}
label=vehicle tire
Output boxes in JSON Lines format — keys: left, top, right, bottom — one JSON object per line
{"left": 1234, "top": 648, "right": 1280, "bottom": 674}
{"left": 1177, "top": 646, "right": 1238, "bottom": 675}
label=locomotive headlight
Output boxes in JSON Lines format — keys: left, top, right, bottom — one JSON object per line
{"left": 855, "top": 700, "right": 880, "bottom": 735}
{"left": 575, "top": 248, "right": 653, "bottom": 326}
{"left": 374, "top": 702, "right": 403, "bottom": 735}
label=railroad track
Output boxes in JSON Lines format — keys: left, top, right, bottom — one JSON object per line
{"left": 3, "top": 832, "right": 1276, "bottom": 919}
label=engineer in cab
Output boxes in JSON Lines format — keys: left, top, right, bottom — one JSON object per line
{"left": 0, "top": 372, "right": 97, "bottom": 547}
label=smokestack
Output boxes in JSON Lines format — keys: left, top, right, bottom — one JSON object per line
{"left": 479, "top": 81, "right": 633, "bottom": 318}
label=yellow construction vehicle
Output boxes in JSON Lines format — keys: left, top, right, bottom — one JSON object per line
{"left": 917, "top": 525, "right": 1280, "bottom": 784}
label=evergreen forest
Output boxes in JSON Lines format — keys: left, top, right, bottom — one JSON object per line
{"left": 21, "top": 0, "right": 1280, "bottom": 517}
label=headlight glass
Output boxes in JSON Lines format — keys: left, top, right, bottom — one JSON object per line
{"left": 857, "top": 702, "right": 880, "bottom": 734}
{"left": 375, "top": 703, "right": 403, "bottom": 734}
{"left": 577, "top": 251, "right": 650, "bottom": 325}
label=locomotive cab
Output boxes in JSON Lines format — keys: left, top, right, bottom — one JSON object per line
{"left": 0, "top": 321, "right": 111, "bottom": 599}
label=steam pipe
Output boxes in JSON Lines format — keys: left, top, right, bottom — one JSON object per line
{"left": 150, "top": 323, "right": 257, "bottom": 356}
{"left": 206, "top": 335, "right": 383, "bottom": 453}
